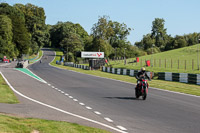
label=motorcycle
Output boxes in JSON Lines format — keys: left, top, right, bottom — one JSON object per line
{"left": 135, "top": 76, "right": 149, "bottom": 100}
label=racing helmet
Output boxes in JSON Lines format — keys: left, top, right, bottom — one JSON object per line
{"left": 141, "top": 67, "right": 145, "bottom": 72}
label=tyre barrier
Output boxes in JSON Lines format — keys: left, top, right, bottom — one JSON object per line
{"left": 102, "top": 66, "right": 153, "bottom": 79}
{"left": 158, "top": 72, "right": 200, "bottom": 85}
{"left": 64, "top": 62, "right": 89, "bottom": 70}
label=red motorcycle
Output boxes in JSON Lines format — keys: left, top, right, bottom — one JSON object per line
{"left": 135, "top": 76, "right": 149, "bottom": 100}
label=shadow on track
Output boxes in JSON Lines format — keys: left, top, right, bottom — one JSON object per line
{"left": 104, "top": 97, "right": 139, "bottom": 100}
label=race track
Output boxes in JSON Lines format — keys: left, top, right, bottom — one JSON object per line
{"left": 28, "top": 49, "right": 200, "bottom": 133}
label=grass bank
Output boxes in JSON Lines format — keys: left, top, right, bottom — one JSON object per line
{"left": 109, "top": 44, "right": 200, "bottom": 74}
{"left": 50, "top": 50, "right": 200, "bottom": 96}
{"left": 0, "top": 114, "right": 110, "bottom": 133}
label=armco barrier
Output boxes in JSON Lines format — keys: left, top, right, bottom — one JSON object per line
{"left": 158, "top": 72, "right": 200, "bottom": 85}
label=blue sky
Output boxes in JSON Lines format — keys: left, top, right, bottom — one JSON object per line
{"left": 4, "top": 0, "right": 200, "bottom": 44}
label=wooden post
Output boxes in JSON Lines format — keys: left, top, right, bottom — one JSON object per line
{"left": 185, "top": 60, "right": 186, "bottom": 70}
{"left": 159, "top": 59, "right": 161, "bottom": 68}
{"left": 192, "top": 59, "right": 194, "bottom": 70}
{"left": 178, "top": 59, "right": 179, "bottom": 69}
{"left": 171, "top": 59, "right": 172, "bottom": 69}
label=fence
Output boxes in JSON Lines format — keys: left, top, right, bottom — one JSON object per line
{"left": 108, "top": 57, "right": 200, "bottom": 71}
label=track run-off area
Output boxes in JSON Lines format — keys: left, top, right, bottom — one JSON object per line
{"left": 1, "top": 48, "right": 200, "bottom": 133}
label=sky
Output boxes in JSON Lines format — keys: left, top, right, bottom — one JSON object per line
{"left": 3, "top": 0, "right": 200, "bottom": 45}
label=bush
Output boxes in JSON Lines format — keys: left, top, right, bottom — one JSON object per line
{"left": 65, "top": 52, "right": 74, "bottom": 62}
{"left": 146, "top": 47, "right": 160, "bottom": 55}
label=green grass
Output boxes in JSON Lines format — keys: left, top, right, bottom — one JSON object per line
{"left": 0, "top": 74, "right": 18, "bottom": 104}
{"left": 50, "top": 49, "right": 200, "bottom": 96}
{"left": 0, "top": 114, "right": 110, "bottom": 133}
{"left": 51, "top": 48, "right": 62, "bottom": 64}
{"left": 23, "top": 54, "right": 38, "bottom": 60}
{"left": 109, "top": 44, "right": 200, "bottom": 74}
{"left": 30, "top": 50, "right": 43, "bottom": 63}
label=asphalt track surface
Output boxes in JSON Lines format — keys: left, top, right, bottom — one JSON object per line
{"left": 1, "top": 49, "right": 200, "bottom": 133}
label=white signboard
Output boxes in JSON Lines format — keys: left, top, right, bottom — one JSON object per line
{"left": 81, "top": 52, "right": 104, "bottom": 58}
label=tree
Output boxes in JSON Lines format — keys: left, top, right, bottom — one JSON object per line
{"left": 92, "top": 37, "right": 112, "bottom": 57}
{"left": 60, "top": 32, "right": 83, "bottom": 61}
{"left": 173, "top": 35, "right": 187, "bottom": 48}
{"left": 0, "top": 15, "right": 15, "bottom": 57}
{"left": 91, "top": 16, "right": 132, "bottom": 57}
{"left": 0, "top": 3, "right": 31, "bottom": 57}
{"left": 91, "top": 16, "right": 114, "bottom": 40}
{"left": 50, "top": 21, "right": 88, "bottom": 48}
{"left": 142, "top": 34, "right": 155, "bottom": 50}
{"left": 14, "top": 3, "right": 49, "bottom": 54}
{"left": 151, "top": 18, "right": 168, "bottom": 50}
{"left": 109, "top": 21, "right": 132, "bottom": 47}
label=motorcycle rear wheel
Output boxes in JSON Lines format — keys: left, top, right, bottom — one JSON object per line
{"left": 135, "top": 89, "right": 140, "bottom": 99}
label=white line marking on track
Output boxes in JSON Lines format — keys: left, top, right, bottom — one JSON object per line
{"left": 73, "top": 99, "right": 78, "bottom": 102}
{"left": 61, "top": 91, "right": 64, "bottom": 93}
{"left": 0, "top": 71, "right": 128, "bottom": 133}
{"left": 51, "top": 86, "right": 55, "bottom": 88}
{"left": 48, "top": 84, "right": 51, "bottom": 86}
{"left": 104, "top": 118, "right": 113, "bottom": 122}
{"left": 117, "top": 126, "right": 127, "bottom": 131}
{"left": 69, "top": 96, "right": 73, "bottom": 98}
{"left": 65, "top": 93, "right": 69, "bottom": 96}
{"left": 86, "top": 106, "right": 92, "bottom": 110}
{"left": 94, "top": 111, "right": 101, "bottom": 115}
{"left": 79, "top": 103, "right": 85, "bottom": 106}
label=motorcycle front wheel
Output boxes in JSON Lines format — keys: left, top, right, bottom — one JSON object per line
{"left": 142, "top": 89, "right": 147, "bottom": 100}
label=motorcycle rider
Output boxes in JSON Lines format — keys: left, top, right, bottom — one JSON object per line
{"left": 135, "top": 67, "right": 151, "bottom": 90}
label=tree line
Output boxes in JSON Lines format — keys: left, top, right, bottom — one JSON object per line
{"left": 49, "top": 16, "right": 143, "bottom": 62}
{"left": 135, "top": 18, "right": 200, "bottom": 54}
{"left": 0, "top": 3, "right": 199, "bottom": 62}
{"left": 0, "top": 3, "right": 49, "bottom": 58}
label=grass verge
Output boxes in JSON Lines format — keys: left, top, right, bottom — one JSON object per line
{"left": 29, "top": 50, "right": 43, "bottom": 64}
{"left": 50, "top": 50, "right": 200, "bottom": 96}
{"left": 0, "top": 74, "right": 18, "bottom": 104}
{"left": 0, "top": 114, "right": 110, "bottom": 133}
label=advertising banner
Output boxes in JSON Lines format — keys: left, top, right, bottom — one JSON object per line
{"left": 81, "top": 52, "right": 104, "bottom": 58}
